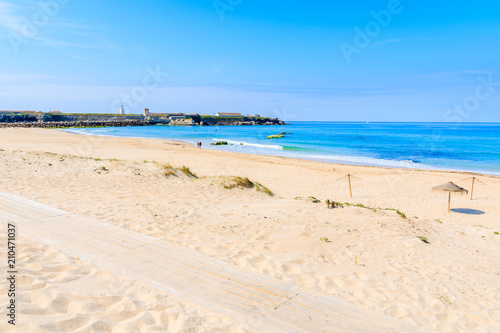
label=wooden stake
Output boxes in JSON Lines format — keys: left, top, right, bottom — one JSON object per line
{"left": 448, "top": 192, "right": 451, "bottom": 213}
{"left": 470, "top": 177, "right": 475, "bottom": 200}
{"left": 348, "top": 174, "right": 352, "bottom": 198}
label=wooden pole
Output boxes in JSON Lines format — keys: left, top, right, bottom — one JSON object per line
{"left": 448, "top": 192, "right": 451, "bottom": 213}
{"left": 348, "top": 174, "right": 352, "bottom": 198}
{"left": 470, "top": 177, "right": 475, "bottom": 200}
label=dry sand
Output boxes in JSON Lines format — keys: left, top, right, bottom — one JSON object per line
{"left": 0, "top": 128, "right": 499, "bottom": 332}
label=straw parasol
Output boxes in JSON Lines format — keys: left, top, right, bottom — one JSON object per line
{"left": 461, "top": 176, "right": 486, "bottom": 200}
{"left": 432, "top": 182, "right": 468, "bottom": 212}
{"left": 336, "top": 174, "right": 361, "bottom": 198}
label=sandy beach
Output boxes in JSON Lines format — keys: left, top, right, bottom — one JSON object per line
{"left": 1, "top": 128, "right": 499, "bottom": 332}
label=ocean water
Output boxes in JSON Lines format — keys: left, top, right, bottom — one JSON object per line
{"left": 64, "top": 122, "right": 500, "bottom": 176}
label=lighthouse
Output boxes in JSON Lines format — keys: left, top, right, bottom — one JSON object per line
{"left": 119, "top": 105, "right": 124, "bottom": 115}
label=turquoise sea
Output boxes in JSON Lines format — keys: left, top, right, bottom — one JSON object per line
{"left": 64, "top": 122, "right": 500, "bottom": 176}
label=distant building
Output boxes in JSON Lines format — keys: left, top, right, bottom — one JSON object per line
{"left": 143, "top": 108, "right": 150, "bottom": 116}
{"left": 120, "top": 105, "right": 125, "bottom": 115}
{"left": 215, "top": 112, "right": 242, "bottom": 117}
{"left": 49, "top": 111, "right": 61, "bottom": 114}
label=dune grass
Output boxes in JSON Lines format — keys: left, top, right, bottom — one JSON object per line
{"left": 158, "top": 164, "right": 273, "bottom": 196}
{"left": 416, "top": 236, "right": 430, "bottom": 244}
{"left": 255, "top": 183, "right": 273, "bottom": 196}
{"left": 179, "top": 166, "right": 198, "bottom": 179}
{"left": 223, "top": 176, "right": 254, "bottom": 189}
{"left": 221, "top": 176, "right": 273, "bottom": 196}
{"left": 331, "top": 201, "right": 410, "bottom": 219}
{"left": 380, "top": 207, "right": 407, "bottom": 219}
{"left": 163, "top": 164, "right": 177, "bottom": 177}
{"left": 295, "top": 196, "right": 320, "bottom": 203}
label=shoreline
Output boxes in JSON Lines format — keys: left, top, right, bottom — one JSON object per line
{"left": 59, "top": 127, "right": 500, "bottom": 178}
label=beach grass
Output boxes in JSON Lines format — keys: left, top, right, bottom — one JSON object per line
{"left": 163, "top": 164, "right": 177, "bottom": 177}
{"left": 221, "top": 176, "right": 273, "bottom": 196}
{"left": 417, "top": 236, "right": 430, "bottom": 244}
{"left": 255, "top": 182, "right": 273, "bottom": 196}
{"left": 223, "top": 177, "right": 254, "bottom": 189}
{"left": 330, "top": 201, "right": 411, "bottom": 220}
{"left": 179, "top": 166, "right": 198, "bottom": 179}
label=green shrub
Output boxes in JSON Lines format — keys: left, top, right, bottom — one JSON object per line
{"left": 416, "top": 236, "right": 429, "bottom": 244}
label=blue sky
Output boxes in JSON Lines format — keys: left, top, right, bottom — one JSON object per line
{"left": 0, "top": 0, "right": 499, "bottom": 121}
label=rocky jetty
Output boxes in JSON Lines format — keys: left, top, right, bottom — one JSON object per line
{"left": 0, "top": 120, "right": 150, "bottom": 128}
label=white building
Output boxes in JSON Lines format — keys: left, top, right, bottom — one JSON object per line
{"left": 215, "top": 112, "right": 242, "bottom": 117}
{"left": 119, "top": 105, "right": 125, "bottom": 115}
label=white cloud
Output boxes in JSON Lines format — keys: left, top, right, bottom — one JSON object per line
{"left": 0, "top": 73, "right": 63, "bottom": 81}
{"left": 0, "top": 0, "right": 117, "bottom": 56}
{"left": 373, "top": 37, "right": 432, "bottom": 47}
{"left": 0, "top": 1, "right": 25, "bottom": 36}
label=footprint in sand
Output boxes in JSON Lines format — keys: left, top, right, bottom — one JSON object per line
{"left": 464, "top": 321, "right": 480, "bottom": 330}
{"left": 107, "top": 308, "right": 142, "bottom": 322}
{"left": 23, "top": 262, "right": 44, "bottom": 270}
{"left": 223, "top": 242, "right": 240, "bottom": 251}
{"left": 298, "top": 274, "right": 318, "bottom": 286}
{"left": 196, "top": 246, "right": 217, "bottom": 255}
{"left": 52, "top": 294, "right": 69, "bottom": 314}
{"left": 281, "top": 264, "right": 302, "bottom": 273}
{"left": 435, "top": 313, "right": 447, "bottom": 321}
{"left": 326, "top": 276, "right": 345, "bottom": 289}
{"left": 290, "top": 259, "right": 306, "bottom": 265}
{"left": 387, "top": 306, "right": 409, "bottom": 318}
{"left": 89, "top": 320, "right": 113, "bottom": 332}
{"left": 234, "top": 251, "right": 249, "bottom": 259}
{"left": 250, "top": 256, "right": 266, "bottom": 265}
{"left": 43, "top": 316, "right": 90, "bottom": 332}
{"left": 353, "top": 271, "right": 368, "bottom": 281}
{"left": 264, "top": 245, "right": 278, "bottom": 251}
{"left": 42, "top": 264, "right": 78, "bottom": 273}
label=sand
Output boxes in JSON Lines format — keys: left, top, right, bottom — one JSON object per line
{"left": 0, "top": 128, "right": 499, "bottom": 332}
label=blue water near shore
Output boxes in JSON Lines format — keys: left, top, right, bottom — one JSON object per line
{"left": 64, "top": 122, "right": 500, "bottom": 176}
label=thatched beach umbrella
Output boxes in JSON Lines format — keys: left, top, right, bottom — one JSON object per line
{"left": 432, "top": 182, "right": 468, "bottom": 212}
{"left": 461, "top": 176, "right": 487, "bottom": 200}
{"left": 336, "top": 174, "right": 361, "bottom": 198}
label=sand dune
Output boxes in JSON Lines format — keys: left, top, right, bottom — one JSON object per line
{"left": 0, "top": 128, "right": 499, "bottom": 332}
